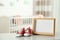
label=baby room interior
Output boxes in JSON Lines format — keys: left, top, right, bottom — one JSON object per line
{"left": 0, "top": 0, "right": 60, "bottom": 40}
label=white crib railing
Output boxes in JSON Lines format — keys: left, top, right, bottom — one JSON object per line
{"left": 9, "top": 16, "right": 32, "bottom": 33}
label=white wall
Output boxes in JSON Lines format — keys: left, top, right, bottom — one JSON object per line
{"left": 0, "top": 0, "right": 33, "bottom": 17}
{"left": 53, "top": 0, "right": 60, "bottom": 33}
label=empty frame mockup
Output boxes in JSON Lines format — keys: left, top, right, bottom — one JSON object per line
{"left": 33, "top": 18, "right": 56, "bottom": 36}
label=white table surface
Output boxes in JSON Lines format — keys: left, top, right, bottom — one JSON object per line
{"left": 0, "top": 33, "right": 60, "bottom": 40}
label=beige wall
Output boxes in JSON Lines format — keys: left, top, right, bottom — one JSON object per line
{"left": 0, "top": 16, "right": 9, "bottom": 33}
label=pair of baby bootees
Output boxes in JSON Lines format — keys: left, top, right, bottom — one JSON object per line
{"left": 16, "top": 27, "right": 32, "bottom": 37}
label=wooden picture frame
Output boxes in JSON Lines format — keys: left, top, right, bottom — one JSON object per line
{"left": 32, "top": 18, "right": 56, "bottom": 36}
